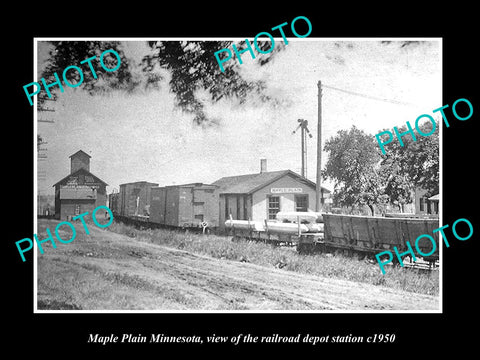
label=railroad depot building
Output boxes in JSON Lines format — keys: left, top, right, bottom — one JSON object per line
{"left": 212, "top": 161, "right": 331, "bottom": 229}
{"left": 53, "top": 150, "right": 108, "bottom": 220}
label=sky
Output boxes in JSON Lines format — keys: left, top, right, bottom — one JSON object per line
{"left": 36, "top": 39, "right": 441, "bottom": 196}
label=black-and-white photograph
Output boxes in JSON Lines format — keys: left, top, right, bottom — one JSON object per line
{"left": 33, "top": 38, "right": 442, "bottom": 312}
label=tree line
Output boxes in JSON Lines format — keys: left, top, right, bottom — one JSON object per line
{"left": 323, "top": 123, "right": 439, "bottom": 215}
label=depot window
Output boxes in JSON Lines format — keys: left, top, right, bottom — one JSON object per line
{"left": 267, "top": 196, "right": 280, "bottom": 219}
{"left": 295, "top": 194, "right": 309, "bottom": 212}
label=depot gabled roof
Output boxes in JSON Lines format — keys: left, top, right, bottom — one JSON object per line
{"left": 211, "top": 170, "right": 330, "bottom": 195}
{"left": 53, "top": 167, "right": 108, "bottom": 187}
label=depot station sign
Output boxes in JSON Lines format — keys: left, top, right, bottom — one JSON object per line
{"left": 270, "top": 188, "right": 303, "bottom": 194}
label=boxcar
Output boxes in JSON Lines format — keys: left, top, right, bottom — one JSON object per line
{"left": 149, "top": 183, "right": 219, "bottom": 228}
{"left": 118, "top": 181, "right": 159, "bottom": 217}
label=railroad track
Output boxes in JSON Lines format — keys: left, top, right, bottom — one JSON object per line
{"left": 113, "top": 214, "right": 440, "bottom": 271}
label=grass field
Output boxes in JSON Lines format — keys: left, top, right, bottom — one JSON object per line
{"left": 106, "top": 221, "right": 439, "bottom": 296}
{"left": 36, "top": 219, "right": 439, "bottom": 310}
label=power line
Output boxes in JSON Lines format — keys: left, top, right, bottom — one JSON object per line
{"left": 322, "top": 83, "right": 415, "bottom": 106}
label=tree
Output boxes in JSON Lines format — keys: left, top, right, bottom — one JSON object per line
{"left": 380, "top": 121, "right": 439, "bottom": 204}
{"left": 381, "top": 164, "right": 414, "bottom": 212}
{"left": 323, "top": 126, "right": 388, "bottom": 215}
{"left": 40, "top": 41, "right": 140, "bottom": 107}
{"left": 39, "top": 40, "right": 284, "bottom": 125}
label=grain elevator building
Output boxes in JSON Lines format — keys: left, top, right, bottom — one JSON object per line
{"left": 53, "top": 150, "right": 108, "bottom": 220}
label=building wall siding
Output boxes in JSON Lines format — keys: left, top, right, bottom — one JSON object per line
{"left": 251, "top": 175, "right": 317, "bottom": 221}
{"left": 59, "top": 199, "right": 96, "bottom": 220}
{"left": 95, "top": 191, "right": 107, "bottom": 212}
{"left": 218, "top": 174, "right": 318, "bottom": 228}
{"left": 55, "top": 178, "right": 106, "bottom": 220}
{"left": 71, "top": 156, "right": 90, "bottom": 174}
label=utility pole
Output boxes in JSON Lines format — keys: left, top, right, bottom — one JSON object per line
{"left": 316, "top": 81, "right": 323, "bottom": 212}
{"left": 292, "top": 119, "right": 312, "bottom": 178}
{"left": 37, "top": 95, "right": 56, "bottom": 164}
{"left": 38, "top": 95, "right": 56, "bottom": 123}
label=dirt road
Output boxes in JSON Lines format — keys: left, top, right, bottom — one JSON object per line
{"left": 37, "top": 221, "right": 439, "bottom": 311}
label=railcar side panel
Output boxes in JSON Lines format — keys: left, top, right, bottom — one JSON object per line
{"left": 322, "top": 214, "right": 440, "bottom": 259}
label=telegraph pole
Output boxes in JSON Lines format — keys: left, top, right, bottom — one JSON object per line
{"left": 315, "top": 81, "right": 323, "bottom": 212}
{"left": 301, "top": 124, "right": 305, "bottom": 177}
{"left": 292, "top": 119, "right": 312, "bottom": 178}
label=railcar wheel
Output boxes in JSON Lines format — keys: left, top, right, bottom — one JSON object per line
{"left": 314, "top": 243, "right": 325, "bottom": 253}
{"left": 297, "top": 243, "right": 313, "bottom": 254}
{"left": 231, "top": 235, "right": 242, "bottom": 242}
